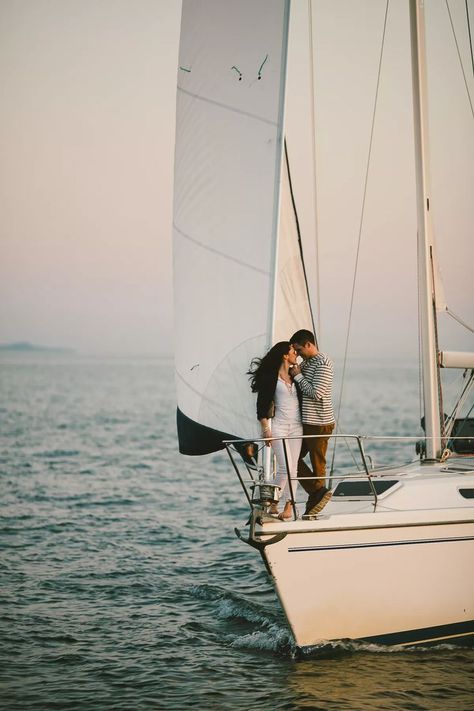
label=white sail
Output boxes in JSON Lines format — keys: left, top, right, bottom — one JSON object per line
{"left": 273, "top": 143, "right": 314, "bottom": 342}
{"left": 173, "top": 0, "right": 293, "bottom": 453}
{"left": 424, "top": 0, "right": 474, "bottom": 343}
{"left": 173, "top": 0, "right": 474, "bottom": 651}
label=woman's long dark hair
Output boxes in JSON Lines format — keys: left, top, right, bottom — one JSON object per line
{"left": 247, "top": 341, "right": 291, "bottom": 393}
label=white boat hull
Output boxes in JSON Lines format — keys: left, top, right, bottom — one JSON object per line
{"left": 263, "top": 515, "right": 474, "bottom": 647}
{"left": 243, "top": 462, "right": 474, "bottom": 648}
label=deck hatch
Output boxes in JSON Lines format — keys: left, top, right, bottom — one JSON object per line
{"left": 333, "top": 480, "right": 399, "bottom": 498}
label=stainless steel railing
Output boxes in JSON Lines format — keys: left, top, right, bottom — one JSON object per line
{"left": 224, "top": 433, "right": 379, "bottom": 516}
{"left": 223, "top": 433, "right": 474, "bottom": 517}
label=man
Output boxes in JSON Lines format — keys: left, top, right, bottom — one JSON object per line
{"left": 289, "top": 329, "right": 335, "bottom": 517}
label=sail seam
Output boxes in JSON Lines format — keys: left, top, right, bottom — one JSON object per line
{"left": 175, "top": 368, "right": 254, "bottom": 421}
{"left": 177, "top": 86, "right": 279, "bottom": 127}
{"left": 174, "top": 223, "right": 269, "bottom": 275}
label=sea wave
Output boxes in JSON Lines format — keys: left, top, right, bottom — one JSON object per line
{"left": 1, "top": 356, "right": 473, "bottom": 711}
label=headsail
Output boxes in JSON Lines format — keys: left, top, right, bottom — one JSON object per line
{"left": 173, "top": 0, "right": 293, "bottom": 454}
{"left": 274, "top": 140, "right": 315, "bottom": 342}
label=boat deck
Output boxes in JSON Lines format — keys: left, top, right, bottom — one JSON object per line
{"left": 251, "top": 458, "right": 474, "bottom": 535}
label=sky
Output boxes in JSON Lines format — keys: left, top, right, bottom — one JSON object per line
{"left": 1, "top": 0, "right": 181, "bottom": 355}
{"left": 0, "top": 0, "right": 473, "bottom": 358}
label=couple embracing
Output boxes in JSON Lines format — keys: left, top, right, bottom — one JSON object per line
{"left": 248, "top": 329, "right": 335, "bottom": 521}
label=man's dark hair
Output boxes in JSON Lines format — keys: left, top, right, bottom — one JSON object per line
{"left": 290, "top": 329, "right": 315, "bottom": 346}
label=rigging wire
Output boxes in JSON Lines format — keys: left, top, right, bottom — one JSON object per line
{"left": 430, "top": 248, "right": 446, "bottom": 443}
{"left": 330, "top": 0, "right": 390, "bottom": 474}
{"left": 423, "top": 1, "right": 474, "bottom": 441}
{"left": 445, "top": 0, "right": 474, "bottom": 117}
{"left": 446, "top": 396, "right": 474, "bottom": 455}
{"left": 306, "top": 0, "right": 362, "bottom": 476}
{"left": 286, "top": 135, "right": 360, "bottom": 474}
{"left": 284, "top": 139, "right": 317, "bottom": 339}
{"left": 444, "top": 368, "right": 474, "bottom": 438}
{"left": 466, "top": 0, "right": 474, "bottom": 77}
{"left": 445, "top": 307, "right": 474, "bottom": 333}
{"left": 417, "top": 264, "right": 424, "bottom": 429}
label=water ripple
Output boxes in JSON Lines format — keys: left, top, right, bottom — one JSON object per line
{"left": 1, "top": 355, "right": 473, "bottom": 711}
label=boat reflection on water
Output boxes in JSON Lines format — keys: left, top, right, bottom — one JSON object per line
{"left": 287, "top": 641, "right": 474, "bottom": 710}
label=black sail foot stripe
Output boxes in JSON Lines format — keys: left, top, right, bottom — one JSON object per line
{"left": 176, "top": 407, "right": 254, "bottom": 462}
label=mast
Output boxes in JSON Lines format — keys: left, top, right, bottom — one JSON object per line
{"left": 409, "top": 0, "right": 442, "bottom": 459}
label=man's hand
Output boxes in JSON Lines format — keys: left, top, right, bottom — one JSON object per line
{"left": 289, "top": 364, "right": 302, "bottom": 377}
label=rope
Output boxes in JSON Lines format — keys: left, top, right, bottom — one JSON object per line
{"left": 427, "top": 247, "right": 445, "bottom": 446}
{"left": 446, "top": 398, "right": 474, "bottom": 452}
{"left": 433, "top": 288, "right": 445, "bottom": 446}
{"left": 440, "top": 448, "right": 451, "bottom": 462}
{"left": 331, "top": 0, "right": 390, "bottom": 473}
{"left": 445, "top": 368, "right": 474, "bottom": 436}
{"left": 417, "top": 269, "right": 424, "bottom": 429}
{"left": 257, "top": 55, "right": 268, "bottom": 80}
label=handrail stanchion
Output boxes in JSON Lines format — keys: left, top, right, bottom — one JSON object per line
{"left": 225, "top": 444, "right": 252, "bottom": 506}
{"left": 263, "top": 439, "right": 273, "bottom": 482}
{"left": 356, "top": 436, "right": 378, "bottom": 510}
{"left": 223, "top": 433, "right": 474, "bottom": 519}
{"left": 282, "top": 438, "right": 297, "bottom": 520}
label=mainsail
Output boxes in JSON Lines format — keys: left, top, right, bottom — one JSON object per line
{"left": 274, "top": 142, "right": 315, "bottom": 343}
{"left": 173, "top": 0, "right": 312, "bottom": 455}
{"left": 171, "top": 0, "right": 474, "bottom": 652}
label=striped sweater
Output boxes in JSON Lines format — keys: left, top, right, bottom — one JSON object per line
{"left": 293, "top": 353, "right": 335, "bottom": 425}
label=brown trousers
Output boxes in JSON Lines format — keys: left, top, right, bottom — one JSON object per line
{"left": 297, "top": 423, "right": 335, "bottom": 494}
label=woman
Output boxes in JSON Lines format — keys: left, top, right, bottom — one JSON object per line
{"left": 247, "top": 341, "right": 302, "bottom": 520}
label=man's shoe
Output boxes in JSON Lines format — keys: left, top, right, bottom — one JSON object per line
{"left": 303, "top": 489, "right": 323, "bottom": 515}
{"left": 303, "top": 487, "right": 332, "bottom": 518}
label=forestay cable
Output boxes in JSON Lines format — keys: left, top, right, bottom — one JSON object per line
{"left": 466, "top": 0, "right": 474, "bottom": 77}
{"left": 445, "top": 0, "right": 474, "bottom": 117}
{"left": 331, "top": 0, "right": 390, "bottom": 472}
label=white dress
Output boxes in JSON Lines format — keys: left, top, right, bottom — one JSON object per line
{"left": 271, "top": 378, "right": 303, "bottom": 503}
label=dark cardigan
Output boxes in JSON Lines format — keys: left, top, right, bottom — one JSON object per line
{"left": 256, "top": 371, "right": 278, "bottom": 420}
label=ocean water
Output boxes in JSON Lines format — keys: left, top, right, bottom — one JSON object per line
{"left": 1, "top": 354, "right": 473, "bottom": 711}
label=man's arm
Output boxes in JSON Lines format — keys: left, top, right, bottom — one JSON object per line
{"left": 291, "top": 361, "right": 333, "bottom": 401}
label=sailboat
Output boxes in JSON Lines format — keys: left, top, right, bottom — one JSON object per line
{"left": 172, "top": 0, "right": 474, "bottom": 648}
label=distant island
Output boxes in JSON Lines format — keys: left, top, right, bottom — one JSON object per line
{"left": 0, "top": 341, "right": 74, "bottom": 353}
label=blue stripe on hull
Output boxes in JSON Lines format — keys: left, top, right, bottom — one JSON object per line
{"left": 288, "top": 535, "right": 474, "bottom": 553}
{"left": 286, "top": 537, "right": 474, "bottom": 648}
{"left": 360, "top": 620, "right": 474, "bottom": 647}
